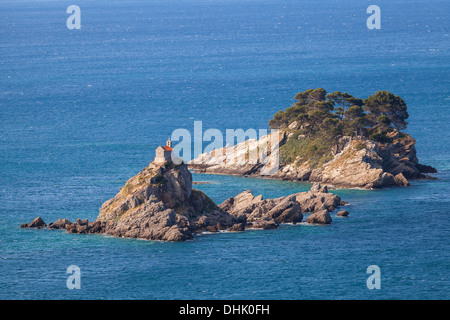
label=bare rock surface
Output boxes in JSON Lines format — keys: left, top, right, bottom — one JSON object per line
{"left": 305, "top": 210, "right": 332, "bottom": 224}
{"left": 394, "top": 173, "right": 410, "bottom": 186}
{"left": 189, "top": 131, "right": 436, "bottom": 189}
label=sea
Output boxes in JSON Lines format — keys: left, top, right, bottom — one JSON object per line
{"left": 0, "top": 0, "right": 449, "bottom": 299}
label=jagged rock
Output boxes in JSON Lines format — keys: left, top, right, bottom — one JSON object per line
{"left": 48, "top": 219, "right": 72, "bottom": 229}
{"left": 76, "top": 218, "right": 89, "bottom": 226}
{"left": 163, "top": 226, "right": 193, "bottom": 242}
{"left": 221, "top": 189, "right": 340, "bottom": 226}
{"left": 394, "top": 173, "right": 410, "bottom": 186}
{"left": 189, "top": 130, "right": 436, "bottom": 189}
{"left": 288, "top": 121, "right": 299, "bottom": 130}
{"left": 24, "top": 156, "right": 347, "bottom": 241}
{"left": 306, "top": 210, "right": 332, "bottom": 224}
{"left": 319, "top": 140, "right": 396, "bottom": 188}
{"left": 296, "top": 168, "right": 311, "bottom": 181}
{"left": 294, "top": 191, "right": 340, "bottom": 212}
{"left": 66, "top": 221, "right": 91, "bottom": 234}
{"left": 215, "top": 222, "right": 226, "bottom": 230}
{"left": 337, "top": 210, "right": 349, "bottom": 217}
{"left": 416, "top": 163, "right": 437, "bottom": 174}
{"left": 310, "top": 183, "right": 328, "bottom": 193}
{"left": 251, "top": 219, "right": 279, "bottom": 230}
{"left": 262, "top": 197, "right": 302, "bottom": 223}
{"left": 24, "top": 161, "right": 226, "bottom": 242}
{"left": 274, "top": 204, "right": 303, "bottom": 224}
{"left": 332, "top": 136, "right": 352, "bottom": 155}
{"left": 90, "top": 161, "right": 236, "bottom": 241}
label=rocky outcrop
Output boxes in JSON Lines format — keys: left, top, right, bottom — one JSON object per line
{"left": 90, "top": 161, "right": 236, "bottom": 241}
{"left": 337, "top": 210, "right": 349, "bottom": 217}
{"left": 311, "top": 183, "right": 328, "bottom": 193}
{"left": 393, "top": 173, "right": 410, "bottom": 187}
{"left": 22, "top": 164, "right": 346, "bottom": 241}
{"left": 48, "top": 218, "right": 71, "bottom": 229}
{"left": 189, "top": 130, "right": 436, "bottom": 189}
{"left": 21, "top": 217, "right": 46, "bottom": 229}
{"left": 228, "top": 223, "right": 245, "bottom": 232}
{"left": 317, "top": 139, "right": 396, "bottom": 188}
{"left": 218, "top": 182, "right": 341, "bottom": 229}
{"left": 189, "top": 131, "right": 284, "bottom": 177}
{"left": 305, "top": 210, "right": 332, "bottom": 224}
{"left": 22, "top": 161, "right": 232, "bottom": 241}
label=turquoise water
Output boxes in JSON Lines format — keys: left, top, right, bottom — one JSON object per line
{"left": 0, "top": 0, "right": 449, "bottom": 299}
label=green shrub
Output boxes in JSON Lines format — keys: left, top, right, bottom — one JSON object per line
{"left": 369, "top": 132, "right": 393, "bottom": 143}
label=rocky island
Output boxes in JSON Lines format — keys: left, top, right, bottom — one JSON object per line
{"left": 190, "top": 89, "right": 436, "bottom": 189}
{"left": 22, "top": 159, "right": 345, "bottom": 242}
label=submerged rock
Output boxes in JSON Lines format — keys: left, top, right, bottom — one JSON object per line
{"left": 306, "top": 210, "right": 332, "bottom": 224}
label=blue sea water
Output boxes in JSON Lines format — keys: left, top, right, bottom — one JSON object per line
{"left": 0, "top": 0, "right": 449, "bottom": 299}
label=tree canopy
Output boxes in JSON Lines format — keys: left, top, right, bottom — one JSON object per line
{"left": 269, "top": 88, "right": 409, "bottom": 143}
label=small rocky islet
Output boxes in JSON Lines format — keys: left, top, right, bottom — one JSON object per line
{"left": 22, "top": 159, "right": 345, "bottom": 242}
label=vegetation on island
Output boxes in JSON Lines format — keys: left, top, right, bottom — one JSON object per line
{"left": 268, "top": 88, "right": 410, "bottom": 167}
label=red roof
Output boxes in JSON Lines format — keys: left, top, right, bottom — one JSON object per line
{"left": 162, "top": 146, "right": 173, "bottom": 151}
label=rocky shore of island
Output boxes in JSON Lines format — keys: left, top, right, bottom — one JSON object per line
{"left": 22, "top": 161, "right": 346, "bottom": 242}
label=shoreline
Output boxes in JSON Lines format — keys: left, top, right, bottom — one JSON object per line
{"left": 189, "top": 164, "right": 438, "bottom": 190}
